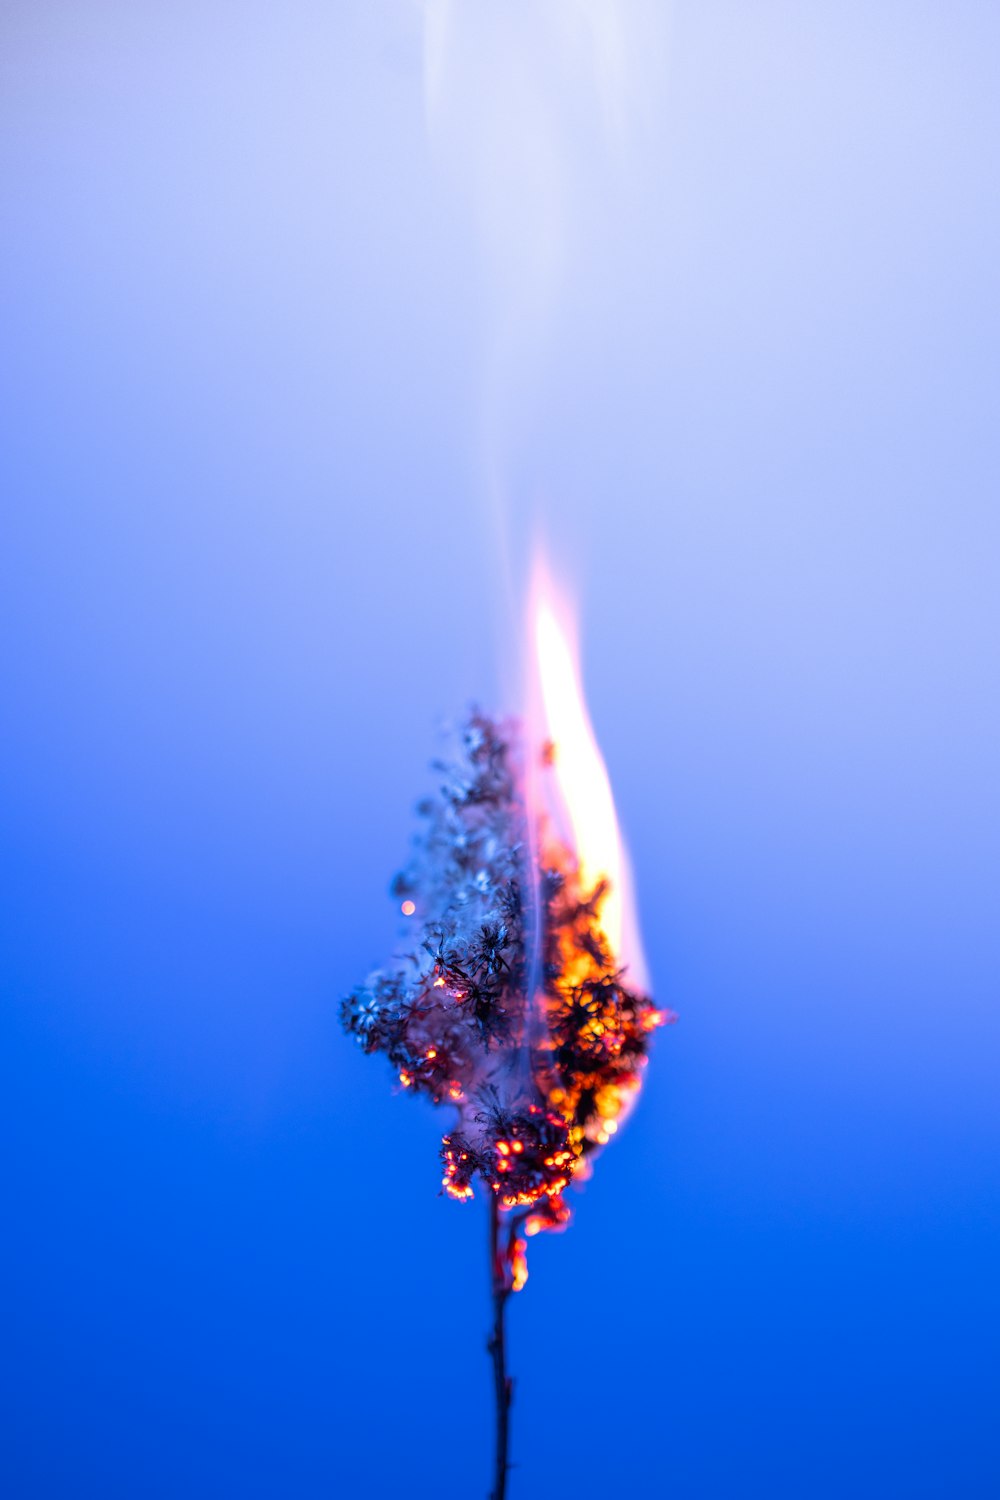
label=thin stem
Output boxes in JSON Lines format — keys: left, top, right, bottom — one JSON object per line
{"left": 487, "top": 1194, "right": 513, "bottom": 1500}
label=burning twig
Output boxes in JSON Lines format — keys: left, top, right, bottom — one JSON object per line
{"left": 341, "top": 714, "right": 672, "bottom": 1496}
{"left": 488, "top": 1193, "right": 514, "bottom": 1500}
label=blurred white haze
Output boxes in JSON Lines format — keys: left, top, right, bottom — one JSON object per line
{"left": 421, "top": 2, "right": 668, "bottom": 374}
{"left": 419, "top": 1, "right": 672, "bottom": 620}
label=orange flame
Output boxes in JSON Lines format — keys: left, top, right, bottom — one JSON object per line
{"left": 528, "top": 558, "right": 647, "bottom": 988}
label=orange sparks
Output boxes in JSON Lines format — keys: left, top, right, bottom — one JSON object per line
{"left": 401, "top": 900, "right": 416, "bottom": 916}
{"left": 511, "top": 1238, "right": 528, "bottom": 1293}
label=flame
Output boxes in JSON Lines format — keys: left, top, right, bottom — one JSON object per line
{"left": 529, "top": 560, "right": 646, "bottom": 987}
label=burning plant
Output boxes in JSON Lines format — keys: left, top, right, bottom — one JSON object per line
{"left": 341, "top": 587, "right": 672, "bottom": 1499}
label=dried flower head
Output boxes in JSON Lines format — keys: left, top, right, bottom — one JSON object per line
{"left": 341, "top": 713, "right": 671, "bottom": 1285}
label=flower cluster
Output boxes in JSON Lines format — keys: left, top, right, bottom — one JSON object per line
{"left": 341, "top": 714, "right": 670, "bottom": 1283}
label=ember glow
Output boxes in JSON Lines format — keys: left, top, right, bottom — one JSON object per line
{"left": 342, "top": 575, "right": 671, "bottom": 1292}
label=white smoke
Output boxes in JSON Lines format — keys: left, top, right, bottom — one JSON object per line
{"left": 420, "top": 0, "right": 670, "bottom": 452}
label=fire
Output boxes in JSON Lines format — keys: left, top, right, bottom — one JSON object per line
{"left": 529, "top": 560, "right": 646, "bottom": 986}
{"left": 345, "top": 646, "right": 670, "bottom": 1268}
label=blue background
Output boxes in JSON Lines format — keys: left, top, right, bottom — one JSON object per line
{"left": 2, "top": 4, "right": 998, "bottom": 1495}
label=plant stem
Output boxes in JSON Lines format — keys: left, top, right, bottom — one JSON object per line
{"left": 487, "top": 1194, "right": 513, "bottom": 1500}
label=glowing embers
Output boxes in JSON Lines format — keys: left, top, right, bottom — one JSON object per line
{"left": 525, "top": 1194, "right": 571, "bottom": 1238}
{"left": 441, "top": 1100, "right": 574, "bottom": 1211}
{"left": 509, "top": 1236, "right": 528, "bottom": 1293}
{"left": 531, "top": 846, "right": 667, "bottom": 1175}
{"left": 441, "top": 1141, "right": 475, "bottom": 1202}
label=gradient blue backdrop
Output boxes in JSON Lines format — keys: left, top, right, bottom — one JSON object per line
{"left": 2, "top": 4, "right": 999, "bottom": 1496}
